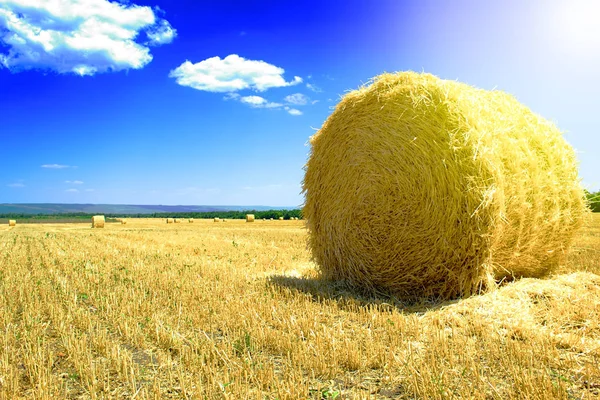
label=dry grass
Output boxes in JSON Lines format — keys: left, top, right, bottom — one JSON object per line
{"left": 303, "top": 72, "right": 586, "bottom": 299}
{"left": 0, "top": 216, "right": 598, "bottom": 399}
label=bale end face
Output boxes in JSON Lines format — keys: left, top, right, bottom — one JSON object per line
{"left": 246, "top": 214, "right": 255, "bottom": 222}
{"left": 8, "top": 220, "right": 16, "bottom": 227}
{"left": 167, "top": 218, "right": 174, "bottom": 224}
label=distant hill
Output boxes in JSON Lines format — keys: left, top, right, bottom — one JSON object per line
{"left": 0, "top": 203, "right": 295, "bottom": 215}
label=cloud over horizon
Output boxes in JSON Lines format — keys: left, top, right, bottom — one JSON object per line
{"left": 170, "top": 54, "right": 302, "bottom": 92}
{"left": 41, "top": 164, "right": 76, "bottom": 169}
{"left": 0, "top": 0, "right": 176, "bottom": 75}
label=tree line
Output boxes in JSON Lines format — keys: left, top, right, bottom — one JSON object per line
{"left": 0, "top": 209, "right": 303, "bottom": 221}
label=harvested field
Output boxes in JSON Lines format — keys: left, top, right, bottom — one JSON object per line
{"left": 0, "top": 216, "right": 598, "bottom": 399}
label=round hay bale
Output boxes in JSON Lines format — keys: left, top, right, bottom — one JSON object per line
{"left": 302, "top": 71, "right": 586, "bottom": 299}
{"left": 189, "top": 218, "right": 194, "bottom": 223}
{"left": 222, "top": 219, "right": 226, "bottom": 222}
{"left": 8, "top": 220, "right": 16, "bottom": 227}
{"left": 174, "top": 218, "right": 181, "bottom": 223}
{"left": 121, "top": 220, "right": 127, "bottom": 225}
{"left": 246, "top": 214, "right": 255, "bottom": 222}
{"left": 166, "top": 218, "right": 174, "bottom": 224}
{"left": 279, "top": 217, "right": 284, "bottom": 220}
{"left": 91, "top": 215, "right": 105, "bottom": 228}
{"left": 214, "top": 217, "right": 221, "bottom": 222}
{"left": 270, "top": 218, "right": 274, "bottom": 221}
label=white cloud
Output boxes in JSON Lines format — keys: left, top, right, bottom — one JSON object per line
{"left": 7, "top": 182, "right": 25, "bottom": 187}
{"left": 41, "top": 163, "right": 75, "bottom": 169}
{"left": 239, "top": 95, "right": 282, "bottom": 108}
{"left": 284, "top": 93, "right": 309, "bottom": 106}
{"left": 65, "top": 188, "right": 79, "bottom": 192}
{"left": 286, "top": 107, "right": 302, "bottom": 116}
{"left": 223, "top": 92, "right": 240, "bottom": 101}
{"left": 311, "top": 100, "right": 319, "bottom": 105}
{"left": 65, "top": 180, "right": 84, "bottom": 184}
{"left": 0, "top": 0, "right": 176, "bottom": 75}
{"left": 145, "top": 19, "right": 176, "bottom": 46}
{"left": 169, "top": 54, "right": 302, "bottom": 92}
{"left": 306, "top": 83, "right": 322, "bottom": 93}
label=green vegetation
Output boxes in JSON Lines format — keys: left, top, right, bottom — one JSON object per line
{"left": 587, "top": 190, "right": 600, "bottom": 212}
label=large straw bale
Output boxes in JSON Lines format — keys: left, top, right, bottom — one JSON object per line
{"left": 189, "top": 218, "right": 194, "bottom": 223}
{"left": 8, "top": 220, "right": 16, "bottom": 227}
{"left": 174, "top": 218, "right": 181, "bottom": 223}
{"left": 167, "top": 218, "right": 174, "bottom": 224}
{"left": 302, "top": 71, "right": 586, "bottom": 299}
{"left": 279, "top": 217, "right": 284, "bottom": 220}
{"left": 121, "top": 220, "right": 127, "bottom": 225}
{"left": 246, "top": 214, "right": 255, "bottom": 222}
{"left": 214, "top": 217, "right": 221, "bottom": 222}
{"left": 91, "top": 215, "right": 105, "bottom": 228}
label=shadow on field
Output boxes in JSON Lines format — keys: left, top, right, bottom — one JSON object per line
{"left": 268, "top": 275, "right": 460, "bottom": 314}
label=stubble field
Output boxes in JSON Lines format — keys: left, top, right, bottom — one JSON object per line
{"left": 1, "top": 215, "right": 599, "bottom": 399}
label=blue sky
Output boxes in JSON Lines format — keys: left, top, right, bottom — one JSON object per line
{"left": 1, "top": 0, "right": 599, "bottom": 206}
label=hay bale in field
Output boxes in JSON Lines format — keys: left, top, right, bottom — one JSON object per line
{"left": 279, "top": 217, "right": 284, "bottom": 220}
{"left": 174, "top": 218, "right": 181, "bottom": 223}
{"left": 270, "top": 218, "right": 274, "bottom": 221}
{"left": 8, "top": 220, "right": 16, "bottom": 227}
{"left": 222, "top": 219, "right": 226, "bottom": 222}
{"left": 121, "top": 220, "right": 127, "bottom": 225}
{"left": 246, "top": 214, "right": 255, "bottom": 222}
{"left": 167, "top": 218, "right": 174, "bottom": 224}
{"left": 302, "top": 71, "right": 586, "bottom": 299}
{"left": 91, "top": 215, "right": 105, "bottom": 228}
{"left": 189, "top": 218, "right": 194, "bottom": 223}
{"left": 214, "top": 217, "right": 221, "bottom": 222}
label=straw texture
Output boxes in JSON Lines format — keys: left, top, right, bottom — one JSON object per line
{"left": 302, "top": 71, "right": 586, "bottom": 299}
{"left": 246, "top": 214, "right": 255, "bottom": 223}
{"left": 8, "top": 220, "right": 16, "bottom": 227}
{"left": 91, "top": 215, "right": 105, "bottom": 228}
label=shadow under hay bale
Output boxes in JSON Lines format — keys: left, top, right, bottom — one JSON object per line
{"left": 303, "top": 71, "right": 587, "bottom": 300}
{"left": 268, "top": 274, "right": 459, "bottom": 313}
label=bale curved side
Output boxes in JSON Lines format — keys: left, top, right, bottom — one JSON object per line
{"left": 8, "top": 220, "right": 16, "bottom": 227}
{"left": 302, "top": 71, "right": 586, "bottom": 299}
{"left": 246, "top": 214, "right": 255, "bottom": 222}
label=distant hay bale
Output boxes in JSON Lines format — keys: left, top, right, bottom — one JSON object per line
{"left": 121, "top": 220, "right": 127, "bottom": 225}
{"left": 246, "top": 214, "right": 255, "bottom": 222}
{"left": 91, "top": 215, "right": 105, "bottom": 228}
{"left": 167, "top": 218, "right": 174, "bottom": 224}
{"left": 174, "top": 218, "right": 181, "bottom": 223}
{"left": 189, "top": 218, "right": 194, "bottom": 223}
{"left": 279, "top": 217, "right": 284, "bottom": 220}
{"left": 8, "top": 220, "right": 16, "bottom": 227}
{"left": 214, "top": 217, "right": 221, "bottom": 222}
{"left": 270, "top": 218, "right": 274, "bottom": 221}
{"left": 222, "top": 219, "right": 226, "bottom": 222}
{"left": 303, "top": 71, "right": 586, "bottom": 299}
